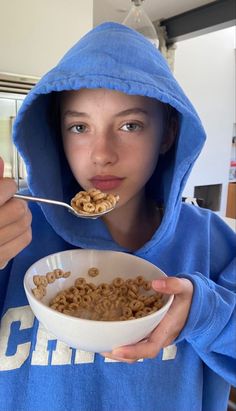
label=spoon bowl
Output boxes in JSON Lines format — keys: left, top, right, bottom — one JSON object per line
{"left": 13, "top": 194, "right": 116, "bottom": 219}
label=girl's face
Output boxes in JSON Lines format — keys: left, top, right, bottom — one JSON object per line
{"left": 61, "top": 88, "right": 167, "bottom": 210}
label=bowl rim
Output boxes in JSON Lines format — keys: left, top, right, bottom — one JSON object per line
{"left": 24, "top": 249, "right": 174, "bottom": 325}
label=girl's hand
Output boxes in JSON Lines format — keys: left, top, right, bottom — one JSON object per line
{"left": 0, "top": 157, "right": 32, "bottom": 268}
{"left": 102, "top": 277, "right": 193, "bottom": 363}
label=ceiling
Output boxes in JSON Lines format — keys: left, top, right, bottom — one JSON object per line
{"left": 93, "top": 0, "right": 216, "bottom": 26}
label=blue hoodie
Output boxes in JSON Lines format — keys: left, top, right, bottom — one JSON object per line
{"left": 0, "top": 22, "right": 235, "bottom": 411}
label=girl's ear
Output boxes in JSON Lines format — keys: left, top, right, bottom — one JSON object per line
{"left": 160, "top": 115, "right": 178, "bottom": 154}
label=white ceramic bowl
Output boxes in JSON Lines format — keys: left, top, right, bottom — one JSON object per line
{"left": 24, "top": 249, "right": 173, "bottom": 352}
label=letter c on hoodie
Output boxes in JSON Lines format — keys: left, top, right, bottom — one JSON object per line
{"left": 0, "top": 306, "right": 34, "bottom": 371}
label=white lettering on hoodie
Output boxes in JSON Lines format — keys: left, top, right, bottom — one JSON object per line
{"left": 0, "top": 306, "right": 34, "bottom": 371}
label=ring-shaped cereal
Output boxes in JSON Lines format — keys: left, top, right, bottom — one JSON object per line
{"left": 138, "top": 295, "right": 146, "bottom": 303}
{"left": 135, "top": 310, "right": 145, "bottom": 318}
{"left": 106, "top": 194, "right": 116, "bottom": 206}
{"left": 98, "top": 283, "right": 110, "bottom": 295}
{"left": 142, "top": 280, "right": 152, "bottom": 291}
{"left": 83, "top": 202, "right": 96, "bottom": 213}
{"left": 102, "top": 298, "right": 111, "bottom": 310}
{"left": 95, "top": 203, "right": 107, "bottom": 213}
{"left": 57, "top": 304, "right": 65, "bottom": 313}
{"left": 112, "top": 277, "right": 124, "bottom": 288}
{"left": 37, "top": 285, "right": 46, "bottom": 297}
{"left": 93, "top": 192, "right": 106, "bottom": 202}
{"left": 69, "top": 303, "right": 79, "bottom": 311}
{"left": 46, "top": 271, "right": 56, "bottom": 284}
{"left": 75, "top": 277, "right": 86, "bottom": 286}
{"left": 83, "top": 284, "right": 92, "bottom": 294}
{"left": 73, "top": 295, "right": 82, "bottom": 304}
{"left": 33, "top": 275, "right": 42, "bottom": 286}
{"left": 127, "top": 289, "right": 137, "bottom": 299}
{"left": 63, "top": 271, "right": 71, "bottom": 278}
{"left": 154, "top": 301, "right": 163, "bottom": 309}
{"left": 88, "top": 267, "right": 99, "bottom": 277}
{"left": 129, "top": 284, "right": 139, "bottom": 294}
{"left": 82, "top": 295, "right": 92, "bottom": 304}
{"left": 134, "top": 275, "right": 144, "bottom": 286}
{"left": 32, "top": 287, "right": 43, "bottom": 299}
{"left": 88, "top": 188, "right": 100, "bottom": 196}
{"left": 129, "top": 299, "right": 143, "bottom": 312}
{"left": 101, "top": 200, "right": 113, "bottom": 209}
{"left": 74, "top": 191, "right": 87, "bottom": 198}
{"left": 66, "top": 293, "right": 75, "bottom": 303}
{"left": 54, "top": 269, "right": 64, "bottom": 279}
{"left": 122, "top": 306, "right": 133, "bottom": 317}
{"left": 144, "top": 307, "right": 154, "bottom": 315}
{"left": 75, "top": 198, "right": 90, "bottom": 208}
{"left": 144, "top": 295, "right": 156, "bottom": 305}
{"left": 40, "top": 276, "right": 48, "bottom": 287}
{"left": 88, "top": 282, "right": 97, "bottom": 290}
{"left": 77, "top": 288, "right": 86, "bottom": 296}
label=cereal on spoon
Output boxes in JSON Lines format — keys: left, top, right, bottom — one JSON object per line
{"left": 71, "top": 188, "right": 119, "bottom": 215}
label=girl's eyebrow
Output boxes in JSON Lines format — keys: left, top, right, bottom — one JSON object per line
{"left": 115, "top": 108, "right": 148, "bottom": 117}
{"left": 62, "top": 110, "right": 89, "bottom": 119}
{"left": 62, "top": 108, "right": 148, "bottom": 120}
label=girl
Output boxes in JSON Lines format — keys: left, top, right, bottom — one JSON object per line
{"left": 0, "top": 22, "right": 235, "bottom": 411}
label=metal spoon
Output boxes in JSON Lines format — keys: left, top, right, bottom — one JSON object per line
{"left": 13, "top": 193, "right": 116, "bottom": 219}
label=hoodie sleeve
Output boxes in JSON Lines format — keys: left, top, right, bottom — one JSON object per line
{"left": 0, "top": 261, "right": 12, "bottom": 317}
{"left": 175, "top": 214, "right": 236, "bottom": 386}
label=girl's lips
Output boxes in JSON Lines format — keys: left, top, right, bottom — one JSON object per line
{"left": 90, "top": 176, "right": 124, "bottom": 191}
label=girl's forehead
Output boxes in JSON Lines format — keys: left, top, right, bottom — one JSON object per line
{"left": 61, "top": 88, "right": 164, "bottom": 114}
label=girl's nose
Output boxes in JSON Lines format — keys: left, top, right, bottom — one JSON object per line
{"left": 90, "top": 134, "right": 118, "bottom": 166}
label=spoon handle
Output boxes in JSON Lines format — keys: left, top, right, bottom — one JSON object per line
{"left": 13, "top": 194, "right": 112, "bottom": 219}
{"left": 13, "top": 193, "right": 72, "bottom": 211}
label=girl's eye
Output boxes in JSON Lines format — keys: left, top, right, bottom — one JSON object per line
{"left": 120, "top": 122, "right": 142, "bottom": 132}
{"left": 69, "top": 124, "right": 87, "bottom": 133}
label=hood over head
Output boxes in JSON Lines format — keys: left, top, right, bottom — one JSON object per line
{"left": 13, "top": 22, "right": 206, "bottom": 254}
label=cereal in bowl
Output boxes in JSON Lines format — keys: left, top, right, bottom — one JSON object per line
{"left": 31, "top": 269, "right": 71, "bottom": 300}
{"left": 48, "top": 272, "right": 164, "bottom": 321}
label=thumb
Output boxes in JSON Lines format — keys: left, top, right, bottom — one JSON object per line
{"left": 152, "top": 277, "right": 190, "bottom": 295}
{"left": 0, "top": 157, "right": 4, "bottom": 178}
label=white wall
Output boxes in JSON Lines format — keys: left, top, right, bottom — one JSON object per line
{"left": 0, "top": 0, "right": 93, "bottom": 77}
{"left": 174, "top": 27, "right": 235, "bottom": 215}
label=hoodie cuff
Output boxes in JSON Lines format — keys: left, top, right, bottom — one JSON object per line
{"left": 174, "top": 272, "right": 218, "bottom": 344}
